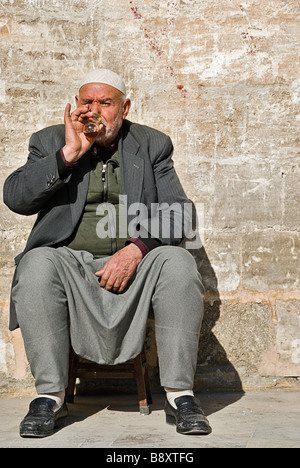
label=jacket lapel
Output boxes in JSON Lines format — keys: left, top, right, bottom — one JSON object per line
{"left": 119, "top": 124, "right": 144, "bottom": 209}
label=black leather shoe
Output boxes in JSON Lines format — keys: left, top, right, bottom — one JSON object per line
{"left": 165, "top": 395, "right": 212, "bottom": 435}
{"left": 19, "top": 397, "right": 68, "bottom": 438}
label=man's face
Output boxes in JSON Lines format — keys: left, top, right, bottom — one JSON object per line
{"left": 76, "top": 83, "right": 131, "bottom": 147}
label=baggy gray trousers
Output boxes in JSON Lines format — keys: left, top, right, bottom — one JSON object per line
{"left": 12, "top": 246, "right": 204, "bottom": 394}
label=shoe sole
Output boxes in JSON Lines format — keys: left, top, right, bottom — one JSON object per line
{"left": 20, "top": 429, "right": 55, "bottom": 438}
{"left": 166, "top": 413, "right": 212, "bottom": 435}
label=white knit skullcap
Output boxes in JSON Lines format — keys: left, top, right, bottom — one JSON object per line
{"left": 78, "top": 69, "right": 126, "bottom": 95}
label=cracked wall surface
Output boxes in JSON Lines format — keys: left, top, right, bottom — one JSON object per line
{"left": 0, "top": 0, "right": 299, "bottom": 394}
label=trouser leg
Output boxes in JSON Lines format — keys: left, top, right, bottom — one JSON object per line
{"left": 12, "top": 247, "right": 69, "bottom": 394}
{"left": 151, "top": 247, "right": 204, "bottom": 390}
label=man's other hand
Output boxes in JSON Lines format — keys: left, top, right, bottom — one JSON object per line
{"left": 95, "top": 243, "right": 143, "bottom": 293}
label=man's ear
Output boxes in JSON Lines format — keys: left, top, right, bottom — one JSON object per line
{"left": 75, "top": 95, "right": 79, "bottom": 107}
{"left": 123, "top": 99, "right": 131, "bottom": 119}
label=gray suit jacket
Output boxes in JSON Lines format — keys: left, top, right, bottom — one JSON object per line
{"left": 4, "top": 120, "right": 191, "bottom": 330}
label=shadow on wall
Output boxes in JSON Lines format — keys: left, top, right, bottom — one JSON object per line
{"left": 187, "top": 200, "right": 244, "bottom": 391}
{"left": 182, "top": 200, "right": 245, "bottom": 415}
{"left": 190, "top": 244, "right": 244, "bottom": 392}
{"left": 188, "top": 242, "right": 245, "bottom": 415}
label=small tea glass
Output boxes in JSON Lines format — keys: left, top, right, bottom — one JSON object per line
{"left": 83, "top": 113, "right": 103, "bottom": 137}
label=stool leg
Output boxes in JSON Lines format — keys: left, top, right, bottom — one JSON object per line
{"left": 67, "top": 346, "right": 79, "bottom": 403}
{"left": 133, "top": 354, "right": 150, "bottom": 415}
{"left": 141, "top": 347, "right": 152, "bottom": 405}
{"left": 144, "top": 366, "right": 152, "bottom": 405}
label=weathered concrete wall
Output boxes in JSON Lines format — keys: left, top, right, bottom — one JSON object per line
{"left": 0, "top": 0, "right": 299, "bottom": 394}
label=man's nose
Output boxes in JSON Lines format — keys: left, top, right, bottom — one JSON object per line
{"left": 90, "top": 102, "right": 101, "bottom": 114}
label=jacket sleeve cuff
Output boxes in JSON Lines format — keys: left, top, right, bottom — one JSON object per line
{"left": 56, "top": 148, "right": 75, "bottom": 179}
{"left": 125, "top": 237, "right": 161, "bottom": 257}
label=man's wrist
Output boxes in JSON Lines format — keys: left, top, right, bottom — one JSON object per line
{"left": 62, "top": 145, "right": 80, "bottom": 164}
{"left": 125, "top": 237, "right": 150, "bottom": 258}
{"left": 60, "top": 148, "right": 76, "bottom": 168}
{"left": 125, "top": 240, "right": 144, "bottom": 261}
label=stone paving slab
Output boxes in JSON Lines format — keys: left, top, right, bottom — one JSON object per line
{"left": 0, "top": 389, "right": 300, "bottom": 449}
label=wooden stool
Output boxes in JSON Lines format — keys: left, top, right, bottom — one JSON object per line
{"left": 66, "top": 345, "right": 152, "bottom": 415}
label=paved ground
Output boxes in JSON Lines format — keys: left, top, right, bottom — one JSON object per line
{"left": 1, "top": 389, "right": 300, "bottom": 449}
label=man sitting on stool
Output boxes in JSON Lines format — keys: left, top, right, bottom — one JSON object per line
{"left": 3, "top": 69, "right": 211, "bottom": 438}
